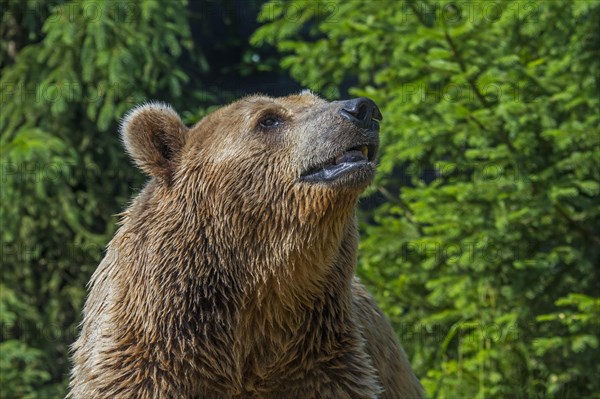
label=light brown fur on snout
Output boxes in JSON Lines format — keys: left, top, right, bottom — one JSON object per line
{"left": 68, "top": 91, "right": 424, "bottom": 398}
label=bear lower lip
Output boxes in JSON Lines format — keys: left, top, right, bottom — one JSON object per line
{"left": 321, "top": 160, "right": 370, "bottom": 181}
{"left": 300, "top": 143, "right": 378, "bottom": 184}
{"left": 301, "top": 155, "right": 372, "bottom": 183}
{"left": 301, "top": 160, "right": 373, "bottom": 183}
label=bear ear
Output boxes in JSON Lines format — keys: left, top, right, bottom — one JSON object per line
{"left": 120, "top": 102, "right": 188, "bottom": 181}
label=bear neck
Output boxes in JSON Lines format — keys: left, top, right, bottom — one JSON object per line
{"left": 197, "top": 184, "right": 360, "bottom": 302}
{"left": 110, "top": 180, "right": 369, "bottom": 388}
{"left": 121, "top": 181, "right": 361, "bottom": 349}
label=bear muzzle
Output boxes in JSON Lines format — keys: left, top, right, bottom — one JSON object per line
{"left": 299, "top": 97, "right": 381, "bottom": 185}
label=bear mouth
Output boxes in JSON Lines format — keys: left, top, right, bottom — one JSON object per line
{"left": 300, "top": 143, "right": 377, "bottom": 183}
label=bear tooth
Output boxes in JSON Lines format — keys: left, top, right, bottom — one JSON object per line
{"left": 361, "top": 146, "right": 368, "bottom": 158}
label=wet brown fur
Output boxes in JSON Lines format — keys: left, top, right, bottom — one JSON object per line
{"left": 68, "top": 92, "right": 424, "bottom": 398}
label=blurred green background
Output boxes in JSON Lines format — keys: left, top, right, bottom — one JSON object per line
{"left": 1, "top": 1, "right": 599, "bottom": 398}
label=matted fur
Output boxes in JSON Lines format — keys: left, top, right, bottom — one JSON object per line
{"left": 68, "top": 92, "right": 424, "bottom": 398}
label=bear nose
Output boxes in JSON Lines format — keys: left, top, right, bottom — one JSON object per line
{"left": 339, "top": 97, "right": 383, "bottom": 129}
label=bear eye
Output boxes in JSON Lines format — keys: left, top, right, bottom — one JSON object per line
{"left": 258, "top": 115, "right": 283, "bottom": 129}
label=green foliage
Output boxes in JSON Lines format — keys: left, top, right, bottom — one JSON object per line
{"left": 253, "top": 1, "right": 600, "bottom": 398}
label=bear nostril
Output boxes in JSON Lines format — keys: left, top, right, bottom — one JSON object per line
{"left": 355, "top": 104, "right": 368, "bottom": 121}
{"left": 339, "top": 97, "right": 382, "bottom": 129}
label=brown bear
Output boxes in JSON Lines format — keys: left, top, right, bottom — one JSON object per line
{"left": 68, "top": 91, "right": 424, "bottom": 399}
